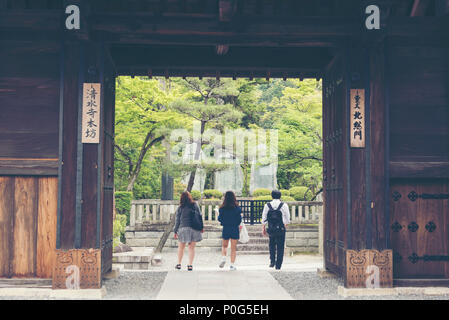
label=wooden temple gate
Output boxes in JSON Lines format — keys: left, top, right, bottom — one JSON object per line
{"left": 0, "top": 0, "right": 448, "bottom": 289}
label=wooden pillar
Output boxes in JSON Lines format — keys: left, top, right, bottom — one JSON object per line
{"left": 54, "top": 0, "right": 115, "bottom": 289}
{"left": 344, "top": 39, "right": 392, "bottom": 288}
{"left": 57, "top": 41, "right": 105, "bottom": 250}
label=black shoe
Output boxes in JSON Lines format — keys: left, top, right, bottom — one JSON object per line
{"left": 187, "top": 265, "right": 193, "bottom": 271}
{"left": 275, "top": 267, "right": 281, "bottom": 270}
{"left": 269, "top": 263, "right": 275, "bottom": 268}
{"left": 175, "top": 264, "right": 181, "bottom": 270}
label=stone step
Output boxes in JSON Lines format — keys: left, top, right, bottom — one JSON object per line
{"left": 248, "top": 232, "right": 264, "bottom": 237}
{"left": 237, "top": 244, "right": 269, "bottom": 251}
{"left": 245, "top": 238, "right": 269, "bottom": 245}
{"left": 236, "top": 250, "right": 269, "bottom": 255}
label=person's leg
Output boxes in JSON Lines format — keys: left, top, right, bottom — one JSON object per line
{"left": 188, "top": 241, "right": 196, "bottom": 266}
{"left": 275, "top": 232, "right": 286, "bottom": 269}
{"left": 222, "top": 239, "right": 229, "bottom": 257}
{"left": 177, "top": 242, "right": 186, "bottom": 264}
{"left": 230, "top": 239, "right": 238, "bottom": 264}
{"left": 269, "top": 235, "right": 276, "bottom": 266}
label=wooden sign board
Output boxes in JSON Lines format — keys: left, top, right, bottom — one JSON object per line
{"left": 345, "top": 249, "right": 393, "bottom": 288}
{"left": 81, "top": 83, "right": 101, "bottom": 144}
{"left": 350, "top": 89, "right": 365, "bottom": 148}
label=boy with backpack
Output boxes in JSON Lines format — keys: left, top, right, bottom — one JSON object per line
{"left": 262, "top": 190, "right": 290, "bottom": 270}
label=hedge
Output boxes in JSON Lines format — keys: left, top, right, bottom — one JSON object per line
{"left": 115, "top": 191, "right": 133, "bottom": 225}
{"left": 280, "top": 189, "right": 290, "bottom": 197}
{"left": 203, "top": 189, "right": 223, "bottom": 199}
{"left": 190, "top": 190, "right": 201, "bottom": 200}
{"left": 252, "top": 188, "right": 271, "bottom": 197}
{"left": 289, "top": 186, "right": 311, "bottom": 201}
{"left": 113, "top": 214, "right": 127, "bottom": 248}
{"left": 254, "top": 195, "right": 295, "bottom": 201}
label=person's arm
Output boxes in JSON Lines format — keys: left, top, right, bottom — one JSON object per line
{"left": 282, "top": 203, "right": 291, "bottom": 227}
{"left": 218, "top": 208, "right": 223, "bottom": 225}
{"left": 173, "top": 207, "right": 181, "bottom": 237}
{"left": 262, "top": 204, "right": 269, "bottom": 236}
{"left": 237, "top": 207, "right": 243, "bottom": 229}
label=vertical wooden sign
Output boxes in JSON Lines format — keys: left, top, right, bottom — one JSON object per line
{"left": 82, "top": 83, "right": 101, "bottom": 144}
{"left": 350, "top": 89, "right": 365, "bottom": 148}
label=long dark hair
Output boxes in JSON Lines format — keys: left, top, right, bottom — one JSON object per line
{"left": 220, "top": 191, "right": 238, "bottom": 209}
{"left": 180, "top": 191, "right": 194, "bottom": 207}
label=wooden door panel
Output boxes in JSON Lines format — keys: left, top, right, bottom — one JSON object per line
{"left": 391, "top": 179, "right": 449, "bottom": 278}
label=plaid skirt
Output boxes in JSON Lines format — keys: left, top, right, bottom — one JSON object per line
{"left": 177, "top": 227, "right": 203, "bottom": 243}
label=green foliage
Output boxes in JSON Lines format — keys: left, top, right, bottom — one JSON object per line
{"left": 254, "top": 195, "right": 295, "bottom": 201}
{"left": 252, "top": 188, "right": 271, "bottom": 197}
{"left": 173, "top": 182, "right": 186, "bottom": 200}
{"left": 114, "top": 76, "right": 323, "bottom": 202}
{"left": 115, "top": 191, "right": 133, "bottom": 225}
{"left": 254, "top": 195, "right": 272, "bottom": 200}
{"left": 113, "top": 214, "right": 127, "bottom": 248}
{"left": 289, "top": 186, "right": 312, "bottom": 201}
{"left": 203, "top": 189, "right": 223, "bottom": 199}
{"left": 190, "top": 190, "right": 201, "bottom": 200}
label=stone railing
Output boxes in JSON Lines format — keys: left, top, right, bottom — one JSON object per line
{"left": 128, "top": 199, "right": 323, "bottom": 228}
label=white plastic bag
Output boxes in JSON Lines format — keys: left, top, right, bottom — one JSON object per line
{"left": 239, "top": 222, "right": 250, "bottom": 244}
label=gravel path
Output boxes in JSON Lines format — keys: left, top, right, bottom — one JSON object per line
{"left": 270, "top": 272, "right": 449, "bottom": 300}
{"left": 103, "top": 271, "right": 167, "bottom": 300}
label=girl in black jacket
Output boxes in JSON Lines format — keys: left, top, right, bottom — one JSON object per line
{"left": 218, "top": 191, "right": 242, "bottom": 270}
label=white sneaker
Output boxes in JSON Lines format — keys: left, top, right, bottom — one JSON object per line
{"left": 219, "top": 256, "right": 226, "bottom": 268}
{"left": 229, "top": 265, "right": 237, "bottom": 271}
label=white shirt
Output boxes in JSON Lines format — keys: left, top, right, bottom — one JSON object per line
{"left": 262, "top": 199, "right": 290, "bottom": 226}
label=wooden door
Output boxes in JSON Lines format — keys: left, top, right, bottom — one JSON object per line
{"left": 390, "top": 179, "right": 449, "bottom": 279}
{"left": 0, "top": 176, "right": 57, "bottom": 278}
{"left": 323, "top": 54, "right": 347, "bottom": 275}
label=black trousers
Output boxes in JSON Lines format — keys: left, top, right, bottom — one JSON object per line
{"left": 269, "top": 231, "right": 286, "bottom": 269}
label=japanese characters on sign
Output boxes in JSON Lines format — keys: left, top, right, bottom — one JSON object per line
{"left": 82, "top": 83, "right": 101, "bottom": 144}
{"left": 350, "top": 89, "right": 365, "bottom": 148}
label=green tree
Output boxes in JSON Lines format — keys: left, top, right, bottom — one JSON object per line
{"left": 114, "top": 77, "right": 184, "bottom": 193}
{"left": 170, "top": 78, "right": 243, "bottom": 192}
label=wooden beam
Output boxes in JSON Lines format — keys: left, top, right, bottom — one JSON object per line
{"left": 410, "top": 0, "right": 431, "bottom": 16}
{"left": 116, "top": 66, "right": 321, "bottom": 79}
{"left": 219, "top": 0, "right": 235, "bottom": 22}
{"left": 0, "top": 159, "right": 58, "bottom": 176}
{"left": 435, "top": 0, "right": 449, "bottom": 15}
{"left": 390, "top": 162, "right": 449, "bottom": 178}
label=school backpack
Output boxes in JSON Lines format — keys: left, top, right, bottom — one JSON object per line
{"left": 266, "top": 202, "right": 285, "bottom": 236}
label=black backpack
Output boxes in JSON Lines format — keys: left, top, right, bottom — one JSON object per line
{"left": 190, "top": 204, "right": 203, "bottom": 231}
{"left": 266, "top": 202, "right": 285, "bottom": 236}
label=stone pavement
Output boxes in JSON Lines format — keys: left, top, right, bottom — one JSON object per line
{"left": 156, "top": 270, "right": 293, "bottom": 300}
{"left": 114, "top": 247, "right": 323, "bottom": 272}
{"left": 151, "top": 251, "right": 322, "bottom": 300}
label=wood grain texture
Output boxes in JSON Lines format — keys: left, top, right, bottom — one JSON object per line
{"left": 389, "top": 44, "right": 449, "bottom": 167}
{"left": 36, "top": 177, "right": 57, "bottom": 278}
{"left": 52, "top": 249, "right": 101, "bottom": 289}
{"left": 0, "top": 177, "right": 14, "bottom": 277}
{"left": 345, "top": 249, "right": 393, "bottom": 288}
{"left": 369, "top": 44, "right": 387, "bottom": 250}
{"left": 390, "top": 179, "right": 449, "bottom": 279}
{"left": 59, "top": 42, "right": 80, "bottom": 249}
{"left": 12, "top": 177, "right": 38, "bottom": 277}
